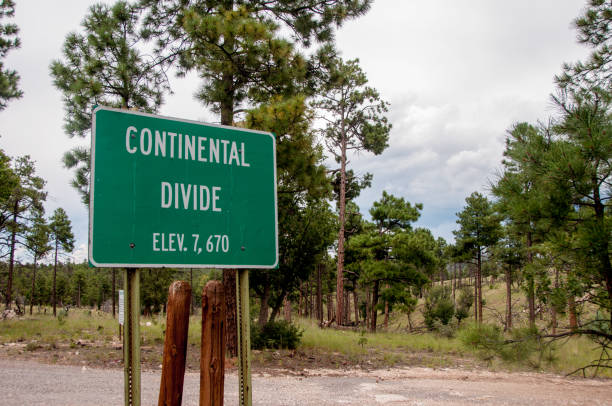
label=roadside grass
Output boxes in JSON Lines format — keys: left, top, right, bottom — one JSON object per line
{"left": 548, "top": 335, "right": 612, "bottom": 377}
{"left": 0, "top": 308, "right": 117, "bottom": 345}
{"left": 296, "top": 317, "right": 470, "bottom": 369}
{"left": 1, "top": 283, "right": 611, "bottom": 378}
{"left": 299, "top": 317, "right": 463, "bottom": 355}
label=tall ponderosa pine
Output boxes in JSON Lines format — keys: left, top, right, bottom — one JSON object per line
{"left": 491, "top": 229, "right": 525, "bottom": 330}
{"left": 50, "top": 0, "right": 169, "bottom": 204}
{"left": 141, "top": 0, "right": 372, "bottom": 350}
{"left": 314, "top": 56, "right": 390, "bottom": 325}
{"left": 0, "top": 0, "right": 22, "bottom": 110}
{"left": 548, "top": 89, "right": 612, "bottom": 327}
{"left": 246, "top": 96, "right": 335, "bottom": 326}
{"left": 492, "top": 123, "right": 563, "bottom": 327}
{"left": 454, "top": 192, "right": 501, "bottom": 324}
{"left": 25, "top": 210, "right": 51, "bottom": 315}
{"left": 49, "top": 208, "right": 74, "bottom": 317}
{"left": 1, "top": 156, "right": 46, "bottom": 309}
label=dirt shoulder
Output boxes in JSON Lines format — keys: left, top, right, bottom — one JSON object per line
{"left": 1, "top": 358, "right": 611, "bottom": 406}
{"left": 0, "top": 338, "right": 483, "bottom": 375}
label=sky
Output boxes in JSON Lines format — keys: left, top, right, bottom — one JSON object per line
{"left": 0, "top": 0, "right": 592, "bottom": 263}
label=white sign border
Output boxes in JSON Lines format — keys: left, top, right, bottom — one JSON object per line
{"left": 88, "top": 105, "right": 279, "bottom": 269}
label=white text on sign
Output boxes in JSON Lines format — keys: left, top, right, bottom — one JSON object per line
{"left": 152, "top": 233, "right": 229, "bottom": 255}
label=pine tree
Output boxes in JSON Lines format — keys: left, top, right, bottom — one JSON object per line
{"left": 246, "top": 96, "right": 335, "bottom": 326}
{"left": 454, "top": 192, "right": 501, "bottom": 324}
{"left": 0, "top": 0, "right": 22, "bottom": 110}
{"left": 555, "top": 0, "right": 611, "bottom": 94}
{"left": 141, "top": 0, "right": 372, "bottom": 349}
{"left": 0, "top": 148, "right": 17, "bottom": 233}
{"left": 492, "top": 123, "right": 563, "bottom": 327}
{"left": 25, "top": 210, "right": 51, "bottom": 315}
{"left": 50, "top": 0, "right": 169, "bottom": 204}
{"left": 548, "top": 89, "right": 612, "bottom": 328}
{"left": 1, "top": 156, "right": 46, "bottom": 309}
{"left": 351, "top": 191, "right": 422, "bottom": 332}
{"left": 49, "top": 208, "right": 75, "bottom": 316}
{"left": 314, "top": 56, "right": 390, "bottom": 325}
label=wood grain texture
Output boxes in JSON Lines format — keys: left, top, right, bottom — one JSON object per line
{"left": 158, "top": 281, "right": 192, "bottom": 406}
{"left": 200, "top": 280, "right": 225, "bottom": 406}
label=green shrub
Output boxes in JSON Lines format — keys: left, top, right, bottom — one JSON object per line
{"left": 357, "top": 330, "right": 368, "bottom": 348}
{"left": 459, "top": 323, "right": 542, "bottom": 363}
{"left": 458, "top": 322, "right": 504, "bottom": 359}
{"left": 251, "top": 320, "right": 303, "bottom": 350}
{"left": 455, "top": 286, "right": 474, "bottom": 324}
{"left": 502, "top": 326, "right": 540, "bottom": 362}
{"left": 57, "top": 310, "right": 68, "bottom": 325}
{"left": 424, "top": 286, "right": 455, "bottom": 330}
{"left": 433, "top": 319, "right": 459, "bottom": 338}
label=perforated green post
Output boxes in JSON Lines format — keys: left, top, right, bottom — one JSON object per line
{"left": 123, "top": 268, "right": 141, "bottom": 406}
{"left": 236, "top": 269, "right": 252, "bottom": 406}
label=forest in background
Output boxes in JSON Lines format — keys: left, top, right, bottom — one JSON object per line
{"left": 0, "top": 0, "right": 611, "bottom": 376}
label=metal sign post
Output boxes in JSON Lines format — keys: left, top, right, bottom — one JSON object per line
{"left": 123, "top": 268, "right": 140, "bottom": 406}
{"left": 236, "top": 269, "right": 252, "bottom": 406}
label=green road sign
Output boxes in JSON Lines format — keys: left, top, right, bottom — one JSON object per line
{"left": 89, "top": 106, "right": 278, "bottom": 269}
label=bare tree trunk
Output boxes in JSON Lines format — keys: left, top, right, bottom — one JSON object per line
{"left": 526, "top": 232, "right": 536, "bottom": 328}
{"left": 190, "top": 269, "right": 194, "bottom": 314}
{"left": 473, "top": 266, "right": 478, "bottom": 322}
{"left": 283, "top": 297, "right": 291, "bottom": 322}
{"left": 477, "top": 248, "right": 482, "bottom": 324}
{"left": 383, "top": 286, "right": 389, "bottom": 329}
{"left": 344, "top": 289, "right": 350, "bottom": 325}
{"left": 223, "top": 269, "right": 238, "bottom": 358}
{"left": 365, "top": 287, "right": 370, "bottom": 328}
{"left": 30, "top": 256, "right": 37, "bottom": 315}
{"left": 336, "top": 134, "right": 347, "bottom": 326}
{"left": 112, "top": 269, "right": 116, "bottom": 318}
{"left": 506, "top": 266, "right": 512, "bottom": 331}
{"left": 307, "top": 280, "right": 313, "bottom": 318}
{"left": 317, "top": 264, "right": 323, "bottom": 325}
{"left": 353, "top": 290, "right": 359, "bottom": 326}
{"left": 53, "top": 239, "right": 58, "bottom": 317}
{"left": 568, "top": 295, "right": 577, "bottom": 330}
{"left": 5, "top": 206, "right": 18, "bottom": 309}
{"left": 370, "top": 280, "right": 379, "bottom": 332}
{"left": 551, "top": 267, "right": 559, "bottom": 334}
{"left": 452, "top": 263, "right": 456, "bottom": 305}
{"left": 258, "top": 283, "right": 270, "bottom": 327}
{"left": 298, "top": 283, "right": 303, "bottom": 317}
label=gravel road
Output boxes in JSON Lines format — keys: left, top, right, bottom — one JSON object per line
{"left": 1, "top": 359, "right": 611, "bottom": 405}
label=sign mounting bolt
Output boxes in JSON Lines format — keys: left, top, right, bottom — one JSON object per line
{"left": 129, "top": 243, "right": 135, "bottom": 248}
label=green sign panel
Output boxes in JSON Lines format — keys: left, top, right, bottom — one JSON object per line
{"left": 89, "top": 106, "right": 278, "bottom": 269}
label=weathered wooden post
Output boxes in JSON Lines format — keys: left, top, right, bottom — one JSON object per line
{"left": 200, "top": 280, "right": 226, "bottom": 406}
{"left": 158, "top": 281, "right": 192, "bottom": 406}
